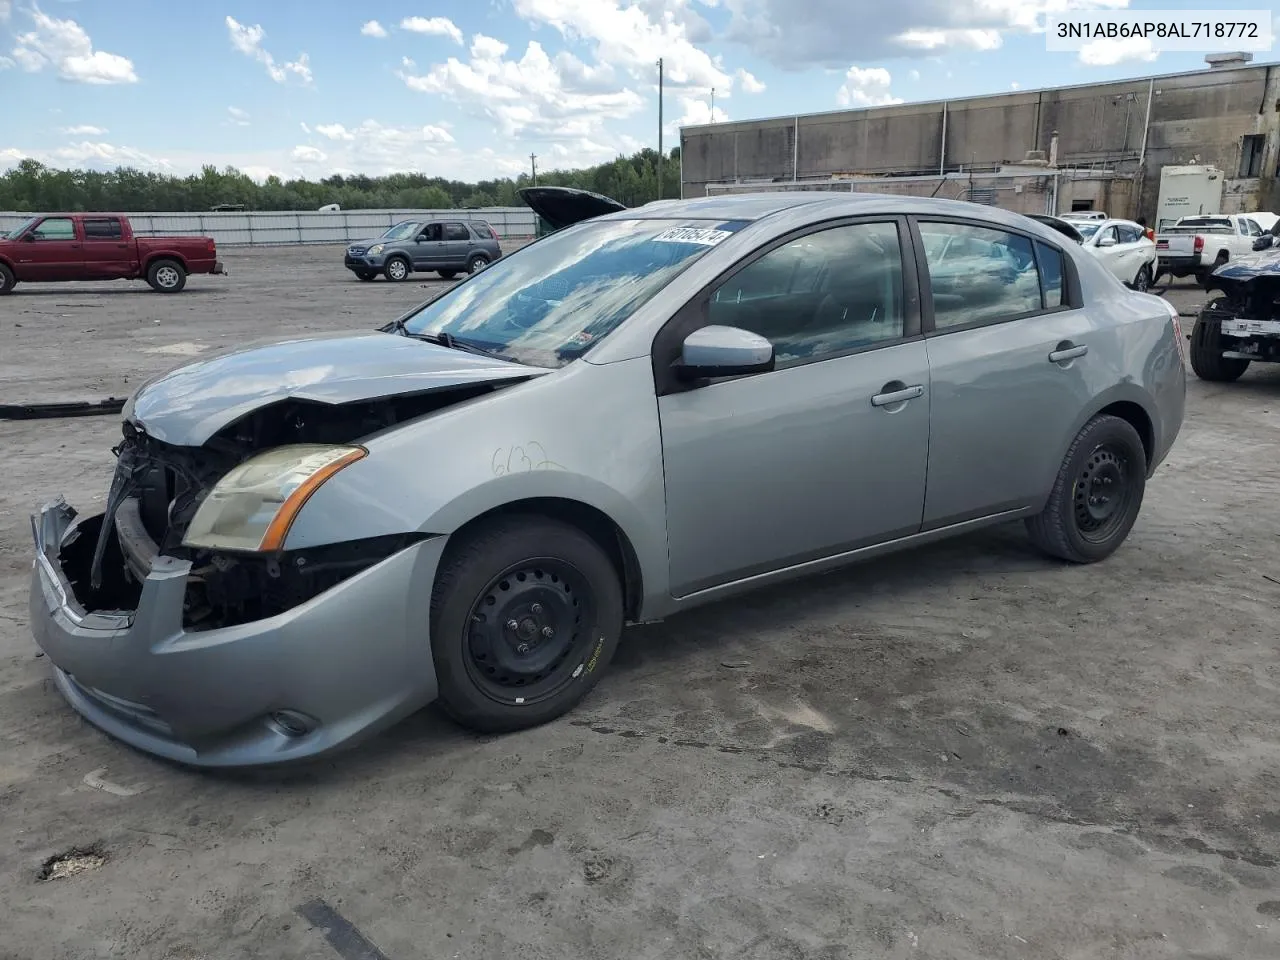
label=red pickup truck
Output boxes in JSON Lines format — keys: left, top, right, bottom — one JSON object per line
{"left": 0, "top": 213, "right": 225, "bottom": 295}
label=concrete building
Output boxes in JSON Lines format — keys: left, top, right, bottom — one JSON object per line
{"left": 679, "top": 54, "right": 1280, "bottom": 222}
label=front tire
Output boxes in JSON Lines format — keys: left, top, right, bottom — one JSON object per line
{"left": 0, "top": 262, "right": 14, "bottom": 295}
{"left": 1025, "top": 414, "right": 1147, "bottom": 564}
{"left": 384, "top": 256, "right": 410, "bottom": 282}
{"left": 430, "top": 515, "right": 624, "bottom": 733}
{"left": 437, "top": 270, "right": 458, "bottom": 280}
{"left": 1189, "top": 297, "right": 1250, "bottom": 382}
{"left": 146, "top": 259, "right": 186, "bottom": 293}
{"left": 355, "top": 270, "right": 376, "bottom": 282}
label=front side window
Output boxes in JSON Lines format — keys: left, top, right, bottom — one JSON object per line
{"left": 400, "top": 218, "right": 748, "bottom": 367}
{"left": 707, "top": 221, "right": 906, "bottom": 366}
{"left": 32, "top": 218, "right": 76, "bottom": 241}
{"left": 919, "top": 221, "right": 1043, "bottom": 330}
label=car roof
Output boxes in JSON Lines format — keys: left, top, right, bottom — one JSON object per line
{"left": 593, "top": 191, "right": 1081, "bottom": 236}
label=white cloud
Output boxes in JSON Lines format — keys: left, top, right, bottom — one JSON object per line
{"left": 291, "top": 145, "right": 328, "bottom": 163}
{"left": 0, "top": 1, "right": 9, "bottom": 22}
{"left": 227, "top": 106, "right": 250, "bottom": 126}
{"left": 360, "top": 20, "right": 388, "bottom": 38}
{"left": 314, "top": 123, "right": 356, "bottom": 141}
{"left": 836, "top": 66, "right": 903, "bottom": 108}
{"left": 1010, "top": 80, "right": 1020, "bottom": 89}
{"left": 735, "top": 67, "right": 765, "bottom": 93}
{"left": 909, "top": 68, "right": 921, "bottom": 80}
{"left": 672, "top": 95, "right": 728, "bottom": 131}
{"left": 1078, "top": 35, "right": 1156, "bottom": 66}
{"left": 225, "top": 16, "right": 313, "bottom": 84}
{"left": 10, "top": 10, "right": 138, "bottom": 84}
{"left": 721, "top": 0, "right": 1133, "bottom": 65}
{"left": 0, "top": 55, "right": 13, "bottom": 70}
{"left": 61, "top": 124, "right": 107, "bottom": 135}
{"left": 399, "top": 34, "right": 644, "bottom": 141}
{"left": 400, "top": 16, "right": 464, "bottom": 44}
{"left": 511, "top": 0, "right": 731, "bottom": 92}
{"left": 896, "top": 28, "right": 1002, "bottom": 51}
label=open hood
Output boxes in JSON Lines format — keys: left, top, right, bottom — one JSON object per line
{"left": 519, "top": 186, "right": 627, "bottom": 230}
{"left": 123, "top": 331, "right": 548, "bottom": 446}
{"left": 1025, "top": 214, "right": 1084, "bottom": 244}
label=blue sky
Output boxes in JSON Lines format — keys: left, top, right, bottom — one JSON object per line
{"left": 1, "top": 0, "right": 1277, "bottom": 182}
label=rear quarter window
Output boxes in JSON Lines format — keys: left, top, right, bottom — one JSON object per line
{"left": 471, "top": 223, "right": 495, "bottom": 239}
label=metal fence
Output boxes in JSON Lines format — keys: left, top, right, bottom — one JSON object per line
{"left": 0, "top": 207, "right": 538, "bottom": 247}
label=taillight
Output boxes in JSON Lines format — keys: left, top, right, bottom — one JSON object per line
{"left": 1194, "top": 235, "right": 1204, "bottom": 253}
{"left": 1164, "top": 299, "right": 1187, "bottom": 366}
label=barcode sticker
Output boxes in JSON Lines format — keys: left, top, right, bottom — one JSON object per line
{"left": 652, "top": 227, "right": 734, "bottom": 246}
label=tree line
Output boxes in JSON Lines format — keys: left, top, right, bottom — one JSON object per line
{"left": 0, "top": 147, "right": 684, "bottom": 213}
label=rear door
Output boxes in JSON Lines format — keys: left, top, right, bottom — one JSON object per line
{"left": 13, "top": 216, "right": 83, "bottom": 281}
{"left": 913, "top": 217, "right": 1096, "bottom": 527}
{"left": 441, "top": 222, "right": 472, "bottom": 268}
{"left": 80, "top": 216, "right": 132, "bottom": 279}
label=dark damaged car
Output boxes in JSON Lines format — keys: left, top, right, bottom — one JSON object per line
{"left": 1188, "top": 239, "right": 1280, "bottom": 381}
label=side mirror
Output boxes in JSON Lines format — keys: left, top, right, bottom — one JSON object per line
{"left": 1252, "top": 235, "right": 1274, "bottom": 251}
{"left": 675, "top": 325, "right": 774, "bottom": 382}
{"left": 1097, "top": 235, "right": 1117, "bottom": 247}
{"left": 22, "top": 233, "right": 36, "bottom": 242}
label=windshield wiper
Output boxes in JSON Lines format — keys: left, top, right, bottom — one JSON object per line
{"left": 409, "top": 330, "right": 504, "bottom": 360}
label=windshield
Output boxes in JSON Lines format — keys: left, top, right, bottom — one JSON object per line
{"left": 381, "top": 220, "right": 421, "bottom": 241}
{"left": 3, "top": 217, "right": 35, "bottom": 239}
{"left": 399, "top": 218, "right": 749, "bottom": 367}
{"left": 1074, "top": 222, "right": 1102, "bottom": 240}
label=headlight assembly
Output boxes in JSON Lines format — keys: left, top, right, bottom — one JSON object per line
{"left": 182, "top": 444, "right": 367, "bottom": 553}
{"left": 368, "top": 243, "right": 385, "bottom": 256}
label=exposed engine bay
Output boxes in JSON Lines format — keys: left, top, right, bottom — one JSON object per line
{"left": 70, "top": 385, "right": 502, "bottom": 630}
{"left": 1205, "top": 268, "right": 1280, "bottom": 363}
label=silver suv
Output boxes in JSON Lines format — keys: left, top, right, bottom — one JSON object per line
{"left": 345, "top": 218, "right": 503, "bottom": 282}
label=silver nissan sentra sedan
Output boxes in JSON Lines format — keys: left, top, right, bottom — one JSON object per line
{"left": 29, "top": 190, "right": 1187, "bottom": 767}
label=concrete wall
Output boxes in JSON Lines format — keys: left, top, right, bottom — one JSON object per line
{"left": 0, "top": 207, "right": 538, "bottom": 246}
{"left": 682, "top": 63, "right": 1280, "bottom": 222}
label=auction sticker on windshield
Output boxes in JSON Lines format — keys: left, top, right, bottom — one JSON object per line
{"left": 652, "top": 227, "right": 734, "bottom": 246}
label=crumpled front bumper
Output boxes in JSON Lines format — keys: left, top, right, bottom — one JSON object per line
{"left": 28, "top": 499, "right": 445, "bottom": 768}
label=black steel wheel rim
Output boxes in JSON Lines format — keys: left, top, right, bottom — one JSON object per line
{"left": 1073, "top": 442, "right": 1135, "bottom": 543}
{"left": 462, "top": 557, "right": 597, "bottom": 705}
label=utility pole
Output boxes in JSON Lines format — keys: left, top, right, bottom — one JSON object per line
{"left": 656, "top": 57, "right": 664, "bottom": 201}
{"left": 530, "top": 153, "right": 537, "bottom": 186}
{"left": 710, "top": 88, "right": 715, "bottom": 119}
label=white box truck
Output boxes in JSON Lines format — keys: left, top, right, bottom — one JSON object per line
{"left": 1155, "top": 165, "right": 1224, "bottom": 231}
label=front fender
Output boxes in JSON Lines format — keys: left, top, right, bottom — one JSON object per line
{"left": 281, "top": 356, "right": 671, "bottom": 602}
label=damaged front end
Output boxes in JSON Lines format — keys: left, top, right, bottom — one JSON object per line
{"left": 1205, "top": 254, "right": 1280, "bottom": 361}
{"left": 71, "top": 386, "right": 495, "bottom": 631}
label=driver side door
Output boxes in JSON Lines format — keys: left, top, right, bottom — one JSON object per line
{"left": 13, "top": 216, "right": 83, "bottom": 282}
{"left": 653, "top": 217, "right": 932, "bottom": 598}
{"left": 411, "top": 223, "right": 444, "bottom": 270}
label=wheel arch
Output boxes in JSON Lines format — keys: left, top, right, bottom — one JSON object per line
{"left": 1094, "top": 399, "right": 1153, "bottom": 467}
{"left": 441, "top": 496, "right": 645, "bottom": 622}
{"left": 143, "top": 252, "right": 188, "bottom": 273}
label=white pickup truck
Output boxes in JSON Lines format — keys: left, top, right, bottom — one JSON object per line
{"left": 1155, "top": 213, "right": 1271, "bottom": 287}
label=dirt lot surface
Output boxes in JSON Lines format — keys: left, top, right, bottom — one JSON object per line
{"left": 2, "top": 248, "right": 1279, "bottom": 960}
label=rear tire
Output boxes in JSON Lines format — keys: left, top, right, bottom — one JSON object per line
{"left": 384, "top": 256, "right": 410, "bottom": 282}
{"left": 146, "top": 259, "right": 186, "bottom": 293}
{"left": 467, "top": 253, "right": 490, "bottom": 274}
{"left": 0, "top": 262, "right": 14, "bottom": 295}
{"left": 1189, "top": 297, "right": 1250, "bottom": 382}
{"left": 429, "top": 515, "right": 624, "bottom": 734}
{"left": 1132, "top": 263, "right": 1152, "bottom": 293}
{"left": 1025, "top": 414, "right": 1147, "bottom": 564}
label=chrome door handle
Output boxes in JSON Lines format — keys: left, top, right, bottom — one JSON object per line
{"left": 1049, "top": 344, "right": 1088, "bottom": 363}
{"left": 871, "top": 384, "right": 924, "bottom": 407}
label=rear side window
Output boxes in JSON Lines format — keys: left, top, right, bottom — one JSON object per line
{"left": 444, "top": 222, "right": 469, "bottom": 241}
{"left": 471, "top": 222, "right": 495, "bottom": 239}
{"left": 919, "top": 221, "right": 1043, "bottom": 330}
{"left": 83, "top": 218, "right": 123, "bottom": 240}
{"left": 1036, "top": 241, "right": 1065, "bottom": 309}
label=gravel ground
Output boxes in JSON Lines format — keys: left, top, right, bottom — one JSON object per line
{"left": 2, "top": 248, "right": 1280, "bottom": 960}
